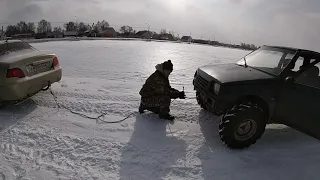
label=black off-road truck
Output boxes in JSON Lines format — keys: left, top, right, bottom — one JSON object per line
{"left": 193, "top": 45, "right": 320, "bottom": 149}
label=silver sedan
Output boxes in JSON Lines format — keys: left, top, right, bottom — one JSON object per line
{"left": 0, "top": 40, "right": 62, "bottom": 104}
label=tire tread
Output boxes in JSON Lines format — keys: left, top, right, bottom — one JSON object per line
{"left": 219, "top": 101, "right": 266, "bottom": 149}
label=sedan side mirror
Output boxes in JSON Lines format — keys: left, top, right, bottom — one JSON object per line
{"left": 285, "top": 76, "right": 295, "bottom": 83}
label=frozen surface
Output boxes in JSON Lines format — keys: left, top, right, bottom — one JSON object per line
{"left": 0, "top": 40, "right": 319, "bottom": 180}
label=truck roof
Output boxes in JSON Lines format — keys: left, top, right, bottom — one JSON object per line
{"left": 263, "top": 45, "right": 320, "bottom": 57}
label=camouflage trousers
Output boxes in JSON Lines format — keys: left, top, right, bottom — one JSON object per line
{"left": 140, "top": 96, "right": 171, "bottom": 114}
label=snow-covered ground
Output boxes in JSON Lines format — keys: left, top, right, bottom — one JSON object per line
{"left": 0, "top": 40, "right": 319, "bottom": 180}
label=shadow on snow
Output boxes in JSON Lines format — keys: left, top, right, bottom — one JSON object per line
{"left": 198, "top": 109, "right": 320, "bottom": 180}
{"left": 119, "top": 113, "right": 187, "bottom": 180}
{"left": 0, "top": 99, "right": 38, "bottom": 132}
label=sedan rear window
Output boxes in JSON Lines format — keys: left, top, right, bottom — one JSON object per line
{"left": 0, "top": 41, "right": 34, "bottom": 56}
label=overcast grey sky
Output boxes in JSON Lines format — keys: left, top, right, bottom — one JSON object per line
{"left": 0, "top": 0, "right": 319, "bottom": 51}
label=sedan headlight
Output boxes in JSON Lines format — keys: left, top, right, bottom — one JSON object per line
{"left": 213, "top": 83, "right": 221, "bottom": 95}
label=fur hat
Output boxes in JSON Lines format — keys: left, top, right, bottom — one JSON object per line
{"left": 163, "top": 60, "right": 173, "bottom": 71}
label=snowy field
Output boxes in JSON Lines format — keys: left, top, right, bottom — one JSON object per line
{"left": 0, "top": 40, "right": 319, "bottom": 180}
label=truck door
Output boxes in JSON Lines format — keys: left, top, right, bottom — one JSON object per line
{"left": 275, "top": 56, "right": 320, "bottom": 139}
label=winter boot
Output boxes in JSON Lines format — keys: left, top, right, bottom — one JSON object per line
{"left": 159, "top": 113, "right": 175, "bottom": 121}
{"left": 148, "top": 107, "right": 160, "bottom": 114}
{"left": 139, "top": 103, "right": 146, "bottom": 114}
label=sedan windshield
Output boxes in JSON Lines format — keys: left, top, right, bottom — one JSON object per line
{"left": 237, "top": 47, "right": 296, "bottom": 75}
{"left": 0, "top": 41, "right": 34, "bottom": 56}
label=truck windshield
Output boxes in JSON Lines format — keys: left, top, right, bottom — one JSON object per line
{"left": 236, "top": 47, "right": 296, "bottom": 75}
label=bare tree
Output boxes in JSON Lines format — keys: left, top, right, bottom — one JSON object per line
{"left": 78, "top": 22, "right": 89, "bottom": 33}
{"left": 53, "top": 27, "right": 63, "bottom": 33}
{"left": 16, "top": 21, "right": 28, "bottom": 33}
{"left": 100, "top": 20, "right": 109, "bottom": 31}
{"left": 120, "top": 26, "right": 126, "bottom": 33}
{"left": 120, "top": 25, "right": 133, "bottom": 33}
{"left": 5, "top": 25, "right": 18, "bottom": 36}
{"left": 128, "top": 26, "right": 133, "bottom": 33}
{"left": 27, "top": 22, "right": 35, "bottom": 33}
{"left": 92, "top": 20, "right": 110, "bottom": 32}
{"left": 64, "top": 21, "right": 77, "bottom": 31}
{"left": 95, "top": 21, "right": 101, "bottom": 32}
{"left": 160, "top": 29, "right": 167, "bottom": 34}
{"left": 37, "top": 20, "right": 52, "bottom": 33}
{"left": 169, "top": 30, "right": 175, "bottom": 36}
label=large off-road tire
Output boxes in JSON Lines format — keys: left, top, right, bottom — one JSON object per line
{"left": 196, "top": 91, "right": 206, "bottom": 110}
{"left": 219, "top": 101, "right": 266, "bottom": 149}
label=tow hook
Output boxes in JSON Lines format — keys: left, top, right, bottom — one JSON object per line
{"left": 41, "top": 81, "right": 51, "bottom": 91}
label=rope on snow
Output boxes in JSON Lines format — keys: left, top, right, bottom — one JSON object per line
{"left": 49, "top": 88, "right": 137, "bottom": 123}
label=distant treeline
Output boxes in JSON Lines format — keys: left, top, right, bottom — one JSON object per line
{"left": 191, "top": 39, "right": 258, "bottom": 50}
{"left": 0, "top": 19, "right": 258, "bottom": 51}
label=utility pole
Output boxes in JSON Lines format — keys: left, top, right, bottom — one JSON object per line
{"left": 145, "top": 23, "right": 150, "bottom": 40}
{"left": 75, "top": 16, "right": 78, "bottom": 38}
{"left": 148, "top": 25, "right": 150, "bottom": 40}
{"left": 172, "top": 30, "right": 175, "bottom": 40}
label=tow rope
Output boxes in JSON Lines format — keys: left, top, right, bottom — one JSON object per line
{"left": 49, "top": 88, "right": 137, "bottom": 123}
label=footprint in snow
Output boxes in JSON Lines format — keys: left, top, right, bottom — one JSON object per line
{"left": 78, "top": 82, "right": 88, "bottom": 84}
{"left": 0, "top": 172, "right": 5, "bottom": 180}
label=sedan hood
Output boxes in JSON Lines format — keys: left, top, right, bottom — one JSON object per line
{"left": 198, "top": 63, "right": 276, "bottom": 84}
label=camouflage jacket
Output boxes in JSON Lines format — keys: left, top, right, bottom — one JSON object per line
{"left": 139, "top": 70, "right": 180, "bottom": 98}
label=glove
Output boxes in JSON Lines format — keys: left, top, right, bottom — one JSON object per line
{"left": 178, "top": 91, "right": 186, "bottom": 99}
{"left": 170, "top": 87, "right": 179, "bottom": 93}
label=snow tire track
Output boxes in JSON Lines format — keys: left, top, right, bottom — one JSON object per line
{"left": 32, "top": 90, "right": 210, "bottom": 123}
{"left": 41, "top": 90, "right": 140, "bottom": 102}
{"left": 1, "top": 123, "right": 125, "bottom": 180}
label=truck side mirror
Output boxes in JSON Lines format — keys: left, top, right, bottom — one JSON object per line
{"left": 285, "top": 76, "right": 294, "bottom": 83}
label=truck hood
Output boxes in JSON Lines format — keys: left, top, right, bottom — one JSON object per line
{"left": 198, "top": 63, "right": 276, "bottom": 84}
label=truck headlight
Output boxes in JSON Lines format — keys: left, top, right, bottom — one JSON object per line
{"left": 213, "top": 83, "right": 220, "bottom": 95}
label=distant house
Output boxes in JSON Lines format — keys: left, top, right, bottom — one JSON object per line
{"left": 46, "top": 32, "right": 63, "bottom": 38}
{"left": 152, "top": 33, "right": 160, "bottom": 40}
{"left": 85, "top": 30, "right": 98, "bottom": 37}
{"left": 0, "top": 29, "right": 4, "bottom": 39}
{"left": 159, "top": 34, "right": 169, "bottom": 40}
{"left": 35, "top": 32, "right": 63, "bottom": 39}
{"left": 11, "top": 33, "right": 35, "bottom": 39}
{"left": 154, "top": 33, "right": 174, "bottom": 41}
{"left": 135, "top": 30, "right": 148, "bottom": 37}
{"left": 35, "top": 33, "right": 46, "bottom": 39}
{"left": 64, "top": 31, "right": 78, "bottom": 37}
{"left": 116, "top": 32, "right": 123, "bottom": 38}
{"left": 209, "top": 40, "right": 219, "bottom": 45}
{"left": 98, "top": 27, "right": 117, "bottom": 37}
{"left": 181, "top": 36, "right": 192, "bottom": 42}
{"left": 135, "top": 30, "right": 151, "bottom": 39}
{"left": 193, "top": 39, "right": 209, "bottom": 45}
{"left": 164, "top": 34, "right": 174, "bottom": 41}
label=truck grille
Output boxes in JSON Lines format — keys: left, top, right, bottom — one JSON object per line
{"left": 195, "top": 75, "right": 209, "bottom": 90}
